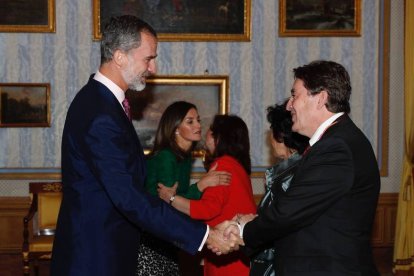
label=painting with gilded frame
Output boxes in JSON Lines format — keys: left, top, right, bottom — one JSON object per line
{"left": 279, "top": 0, "right": 361, "bottom": 37}
{"left": 0, "top": 83, "right": 51, "bottom": 127}
{"left": 0, "top": 0, "right": 55, "bottom": 32}
{"left": 93, "top": 0, "right": 250, "bottom": 41}
{"left": 126, "top": 75, "right": 229, "bottom": 155}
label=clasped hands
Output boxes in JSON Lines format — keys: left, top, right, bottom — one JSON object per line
{"left": 206, "top": 213, "right": 256, "bottom": 255}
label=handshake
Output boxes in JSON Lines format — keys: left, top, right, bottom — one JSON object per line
{"left": 205, "top": 213, "right": 256, "bottom": 255}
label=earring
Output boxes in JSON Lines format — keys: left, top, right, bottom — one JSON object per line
{"left": 175, "top": 131, "right": 179, "bottom": 135}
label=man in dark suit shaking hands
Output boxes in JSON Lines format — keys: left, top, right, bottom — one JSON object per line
{"left": 50, "top": 15, "right": 236, "bottom": 276}
{"left": 222, "top": 60, "right": 380, "bottom": 275}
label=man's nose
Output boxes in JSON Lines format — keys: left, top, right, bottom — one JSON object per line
{"left": 148, "top": 60, "right": 157, "bottom": 74}
{"left": 286, "top": 98, "right": 293, "bottom": 111}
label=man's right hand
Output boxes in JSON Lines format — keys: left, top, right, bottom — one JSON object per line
{"left": 206, "top": 221, "right": 244, "bottom": 255}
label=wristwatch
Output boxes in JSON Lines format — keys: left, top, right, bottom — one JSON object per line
{"left": 169, "top": 195, "right": 176, "bottom": 205}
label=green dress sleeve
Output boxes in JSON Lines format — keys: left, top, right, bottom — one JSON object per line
{"left": 145, "top": 149, "right": 177, "bottom": 196}
{"left": 144, "top": 149, "right": 202, "bottom": 199}
{"left": 181, "top": 179, "right": 202, "bottom": 200}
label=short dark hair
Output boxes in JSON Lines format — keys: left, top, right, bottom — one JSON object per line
{"left": 293, "top": 60, "right": 351, "bottom": 113}
{"left": 209, "top": 114, "right": 251, "bottom": 175}
{"left": 267, "top": 100, "right": 309, "bottom": 154}
{"left": 100, "top": 15, "right": 157, "bottom": 64}
{"left": 150, "top": 101, "right": 197, "bottom": 161}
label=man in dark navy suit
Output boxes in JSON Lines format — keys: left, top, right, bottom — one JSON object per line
{"left": 50, "top": 15, "right": 236, "bottom": 276}
{"left": 221, "top": 60, "right": 380, "bottom": 275}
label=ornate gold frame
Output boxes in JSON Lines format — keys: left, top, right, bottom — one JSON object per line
{"left": 279, "top": 0, "right": 361, "bottom": 37}
{"left": 92, "top": 0, "right": 251, "bottom": 41}
{"left": 0, "top": 83, "right": 51, "bottom": 127}
{"left": 129, "top": 75, "right": 229, "bottom": 155}
{"left": 0, "top": 0, "right": 55, "bottom": 33}
{"left": 144, "top": 75, "right": 228, "bottom": 113}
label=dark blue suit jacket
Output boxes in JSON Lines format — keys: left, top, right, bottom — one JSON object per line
{"left": 244, "top": 115, "right": 380, "bottom": 276}
{"left": 51, "top": 76, "right": 206, "bottom": 276}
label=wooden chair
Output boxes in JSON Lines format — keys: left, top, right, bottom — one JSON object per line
{"left": 22, "top": 182, "right": 62, "bottom": 276}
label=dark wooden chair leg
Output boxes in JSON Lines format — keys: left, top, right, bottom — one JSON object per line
{"left": 33, "top": 259, "right": 39, "bottom": 276}
{"left": 23, "top": 251, "right": 30, "bottom": 276}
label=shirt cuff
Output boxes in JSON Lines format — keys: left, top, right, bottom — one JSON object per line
{"left": 237, "top": 221, "right": 244, "bottom": 238}
{"left": 198, "top": 225, "right": 209, "bottom": 251}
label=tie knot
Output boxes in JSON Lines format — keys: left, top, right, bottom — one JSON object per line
{"left": 122, "top": 98, "right": 132, "bottom": 121}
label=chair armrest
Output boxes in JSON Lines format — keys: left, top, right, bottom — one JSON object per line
{"left": 22, "top": 195, "right": 38, "bottom": 252}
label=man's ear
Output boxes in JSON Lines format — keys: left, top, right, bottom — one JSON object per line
{"left": 113, "top": 50, "right": 125, "bottom": 68}
{"left": 317, "top": 90, "right": 329, "bottom": 109}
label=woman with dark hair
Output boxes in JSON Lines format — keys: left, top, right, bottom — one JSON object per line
{"left": 136, "top": 101, "right": 231, "bottom": 276}
{"left": 158, "top": 114, "right": 257, "bottom": 276}
{"left": 249, "top": 99, "right": 309, "bottom": 276}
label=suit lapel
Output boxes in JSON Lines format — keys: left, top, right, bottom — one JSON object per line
{"left": 318, "top": 114, "right": 348, "bottom": 140}
{"left": 91, "top": 78, "right": 145, "bottom": 153}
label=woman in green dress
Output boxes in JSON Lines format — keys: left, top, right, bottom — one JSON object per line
{"left": 136, "top": 101, "right": 230, "bottom": 276}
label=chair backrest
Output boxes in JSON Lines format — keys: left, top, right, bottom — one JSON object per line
{"left": 29, "top": 182, "right": 62, "bottom": 235}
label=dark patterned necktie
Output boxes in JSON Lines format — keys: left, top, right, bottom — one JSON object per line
{"left": 122, "top": 98, "right": 132, "bottom": 121}
{"left": 304, "top": 117, "right": 342, "bottom": 155}
{"left": 303, "top": 145, "right": 311, "bottom": 155}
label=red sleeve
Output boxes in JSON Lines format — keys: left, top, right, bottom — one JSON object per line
{"left": 189, "top": 160, "right": 231, "bottom": 221}
{"left": 190, "top": 185, "right": 230, "bottom": 221}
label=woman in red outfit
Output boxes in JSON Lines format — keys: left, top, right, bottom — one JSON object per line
{"left": 158, "top": 114, "right": 256, "bottom": 276}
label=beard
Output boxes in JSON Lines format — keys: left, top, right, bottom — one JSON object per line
{"left": 128, "top": 75, "right": 146, "bottom": 92}
{"left": 121, "top": 64, "right": 147, "bottom": 92}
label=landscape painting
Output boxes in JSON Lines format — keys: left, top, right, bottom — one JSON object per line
{"left": 0, "top": 83, "right": 50, "bottom": 127}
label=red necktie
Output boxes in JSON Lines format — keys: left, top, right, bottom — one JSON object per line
{"left": 122, "top": 98, "right": 132, "bottom": 121}
{"left": 303, "top": 145, "right": 311, "bottom": 155}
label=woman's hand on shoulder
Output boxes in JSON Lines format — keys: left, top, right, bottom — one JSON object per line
{"left": 197, "top": 163, "right": 232, "bottom": 192}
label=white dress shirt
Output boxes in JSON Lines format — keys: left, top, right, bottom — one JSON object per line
{"left": 309, "top": 112, "right": 344, "bottom": 146}
{"left": 93, "top": 70, "right": 126, "bottom": 110}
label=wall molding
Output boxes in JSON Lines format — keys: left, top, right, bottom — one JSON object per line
{"left": 0, "top": 197, "right": 30, "bottom": 253}
{"left": 0, "top": 193, "right": 398, "bottom": 253}
{"left": 371, "top": 193, "right": 398, "bottom": 247}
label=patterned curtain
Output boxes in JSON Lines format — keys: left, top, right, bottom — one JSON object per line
{"left": 393, "top": 0, "right": 414, "bottom": 274}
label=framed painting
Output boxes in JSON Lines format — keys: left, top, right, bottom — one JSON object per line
{"left": 0, "top": 83, "right": 51, "bottom": 127}
{"left": 279, "top": 0, "right": 361, "bottom": 37}
{"left": 0, "top": 0, "right": 55, "bottom": 33}
{"left": 93, "top": 0, "right": 251, "bottom": 41}
{"left": 126, "top": 75, "right": 229, "bottom": 155}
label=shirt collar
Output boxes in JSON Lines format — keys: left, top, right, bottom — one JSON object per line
{"left": 309, "top": 112, "right": 344, "bottom": 146}
{"left": 93, "top": 70, "right": 125, "bottom": 105}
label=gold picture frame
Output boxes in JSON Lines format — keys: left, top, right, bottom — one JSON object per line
{"left": 378, "top": 0, "right": 390, "bottom": 176}
{"left": 93, "top": 0, "right": 251, "bottom": 41}
{"left": 0, "top": 83, "right": 51, "bottom": 127}
{"left": 279, "top": 0, "right": 361, "bottom": 37}
{"left": 0, "top": 0, "right": 55, "bottom": 33}
{"left": 126, "top": 75, "right": 229, "bottom": 155}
